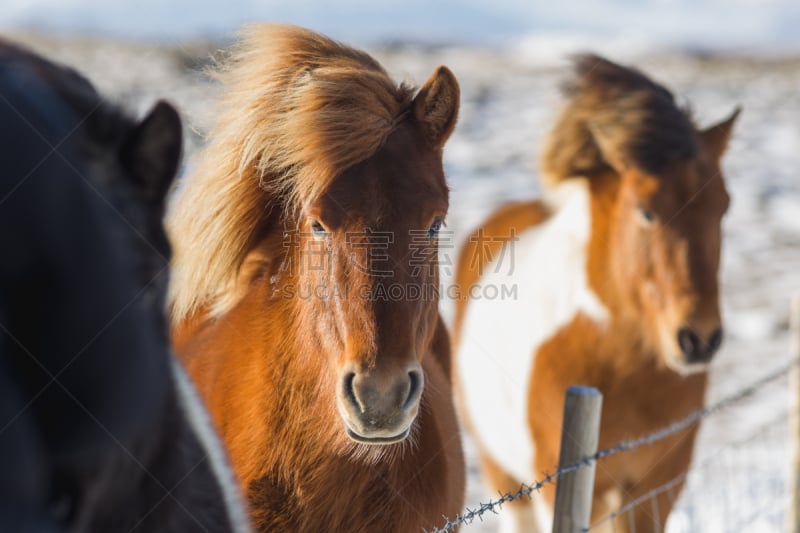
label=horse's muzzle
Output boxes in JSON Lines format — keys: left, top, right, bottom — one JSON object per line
{"left": 336, "top": 362, "right": 423, "bottom": 445}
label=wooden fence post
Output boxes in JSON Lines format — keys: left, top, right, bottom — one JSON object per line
{"left": 789, "top": 296, "right": 800, "bottom": 533}
{"left": 552, "top": 385, "right": 603, "bottom": 533}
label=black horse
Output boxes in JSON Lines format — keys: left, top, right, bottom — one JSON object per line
{"left": 0, "top": 41, "right": 250, "bottom": 532}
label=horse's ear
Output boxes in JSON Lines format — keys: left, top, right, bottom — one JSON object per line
{"left": 700, "top": 106, "right": 740, "bottom": 161}
{"left": 120, "top": 100, "right": 182, "bottom": 202}
{"left": 413, "top": 66, "right": 460, "bottom": 149}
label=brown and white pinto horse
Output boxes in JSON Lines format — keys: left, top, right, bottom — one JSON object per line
{"left": 167, "top": 24, "right": 465, "bottom": 532}
{"left": 453, "top": 55, "right": 738, "bottom": 532}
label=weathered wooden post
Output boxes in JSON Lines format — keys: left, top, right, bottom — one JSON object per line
{"left": 552, "top": 385, "right": 603, "bottom": 533}
{"left": 788, "top": 296, "right": 800, "bottom": 533}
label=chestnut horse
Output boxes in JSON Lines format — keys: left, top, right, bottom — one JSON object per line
{"left": 168, "top": 24, "right": 465, "bottom": 531}
{"left": 0, "top": 41, "right": 249, "bottom": 531}
{"left": 453, "top": 55, "right": 738, "bottom": 532}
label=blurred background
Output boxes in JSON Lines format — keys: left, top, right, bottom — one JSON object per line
{"left": 2, "top": 2, "right": 798, "bottom": 531}
{"left": 3, "top": 0, "right": 800, "bottom": 52}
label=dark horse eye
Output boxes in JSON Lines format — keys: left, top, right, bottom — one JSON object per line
{"left": 638, "top": 206, "right": 656, "bottom": 224}
{"left": 427, "top": 218, "right": 443, "bottom": 239}
{"left": 310, "top": 220, "right": 327, "bottom": 239}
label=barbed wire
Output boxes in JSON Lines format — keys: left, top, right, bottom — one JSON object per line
{"left": 425, "top": 356, "right": 799, "bottom": 533}
{"left": 424, "top": 457, "right": 591, "bottom": 533}
{"left": 586, "top": 409, "right": 792, "bottom": 530}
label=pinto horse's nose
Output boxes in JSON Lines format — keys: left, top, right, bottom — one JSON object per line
{"left": 337, "top": 362, "right": 423, "bottom": 445}
{"left": 677, "top": 327, "right": 723, "bottom": 363}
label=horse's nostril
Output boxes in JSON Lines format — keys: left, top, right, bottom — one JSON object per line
{"left": 343, "top": 372, "right": 362, "bottom": 412}
{"left": 677, "top": 328, "right": 701, "bottom": 358}
{"left": 707, "top": 328, "right": 724, "bottom": 354}
{"left": 403, "top": 370, "right": 422, "bottom": 410}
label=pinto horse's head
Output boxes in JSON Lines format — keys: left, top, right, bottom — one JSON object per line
{"left": 295, "top": 68, "right": 458, "bottom": 444}
{"left": 602, "top": 110, "right": 737, "bottom": 374}
{"left": 543, "top": 55, "right": 738, "bottom": 374}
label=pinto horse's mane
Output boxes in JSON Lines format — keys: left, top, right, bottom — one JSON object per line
{"left": 167, "top": 24, "right": 417, "bottom": 322}
{"left": 540, "top": 54, "right": 697, "bottom": 186}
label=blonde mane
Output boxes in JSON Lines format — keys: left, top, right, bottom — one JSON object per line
{"left": 167, "top": 24, "right": 415, "bottom": 322}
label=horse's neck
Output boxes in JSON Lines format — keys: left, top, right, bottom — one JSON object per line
{"left": 513, "top": 179, "right": 666, "bottom": 376}
{"left": 496, "top": 180, "right": 610, "bottom": 355}
{"left": 565, "top": 314, "right": 658, "bottom": 376}
{"left": 198, "top": 281, "right": 341, "bottom": 470}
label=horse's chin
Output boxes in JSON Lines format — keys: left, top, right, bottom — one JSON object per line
{"left": 345, "top": 426, "right": 411, "bottom": 445}
{"left": 662, "top": 351, "right": 711, "bottom": 376}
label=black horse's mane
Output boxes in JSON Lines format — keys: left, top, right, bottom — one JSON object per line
{"left": 0, "top": 40, "right": 133, "bottom": 147}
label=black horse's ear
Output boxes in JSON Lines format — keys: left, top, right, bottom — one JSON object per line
{"left": 120, "top": 100, "right": 182, "bottom": 201}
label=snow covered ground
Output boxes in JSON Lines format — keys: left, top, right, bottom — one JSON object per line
{"left": 5, "top": 31, "right": 798, "bottom": 532}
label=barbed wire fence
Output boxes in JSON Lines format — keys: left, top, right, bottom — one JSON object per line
{"left": 588, "top": 409, "right": 793, "bottom": 532}
{"left": 427, "top": 296, "right": 800, "bottom": 533}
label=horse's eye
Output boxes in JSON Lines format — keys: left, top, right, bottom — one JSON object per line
{"left": 311, "top": 220, "right": 328, "bottom": 239}
{"left": 427, "top": 217, "right": 444, "bottom": 239}
{"left": 638, "top": 206, "right": 656, "bottom": 224}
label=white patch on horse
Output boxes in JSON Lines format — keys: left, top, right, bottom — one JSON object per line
{"left": 170, "top": 358, "right": 252, "bottom": 533}
{"left": 533, "top": 493, "right": 554, "bottom": 533}
{"left": 456, "top": 179, "right": 607, "bottom": 531}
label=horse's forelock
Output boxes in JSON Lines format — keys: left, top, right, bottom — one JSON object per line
{"left": 167, "top": 24, "right": 415, "bottom": 323}
{"left": 541, "top": 54, "right": 697, "bottom": 185}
